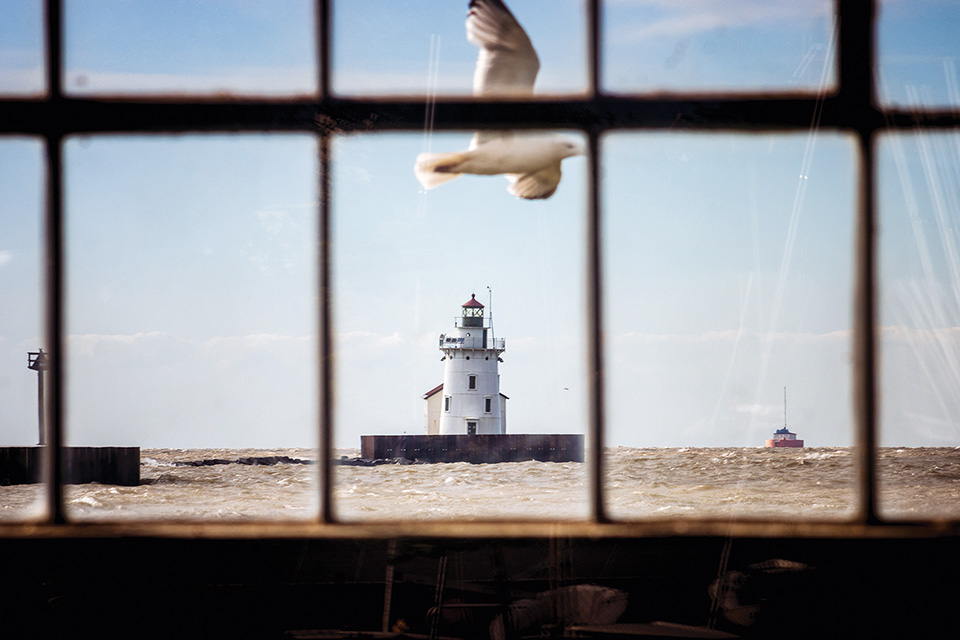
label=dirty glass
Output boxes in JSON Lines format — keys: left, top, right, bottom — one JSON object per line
{"left": 0, "top": 137, "right": 47, "bottom": 520}
{"left": 331, "top": 0, "right": 588, "bottom": 96}
{"left": 602, "top": 0, "right": 836, "bottom": 94}
{"left": 64, "top": 0, "right": 317, "bottom": 97}
{"left": 0, "top": 0, "right": 45, "bottom": 96}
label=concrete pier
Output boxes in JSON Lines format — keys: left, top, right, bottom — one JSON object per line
{"left": 0, "top": 446, "right": 140, "bottom": 486}
{"left": 360, "top": 434, "right": 583, "bottom": 464}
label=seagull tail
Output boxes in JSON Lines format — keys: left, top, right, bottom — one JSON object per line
{"left": 414, "top": 152, "right": 469, "bottom": 190}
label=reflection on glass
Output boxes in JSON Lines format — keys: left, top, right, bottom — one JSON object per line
{"left": 63, "top": 135, "right": 318, "bottom": 521}
{"left": 878, "top": 132, "right": 960, "bottom": 519}
{"left": 603, "top": 132, "right": 856, "bottom": 519}
{"left": 877, "top": 0, "right": 960, "bottom": 108}
{"left": 332, "top": 0, "right": 587, "bottom": 96}
{"left": 0, "top": 0, "right": 45, "bottom": 96}
{"left": 602, "top": 0, "right": 835, "bottom": 94}
{"left": 0, "top": 138, "right": 47, "bottom": 520}
{"left": 64, "top": 0, "right": 316, "bottom": 97}
{"left": 331, "top": 132, "right": 589, "bottom": 520}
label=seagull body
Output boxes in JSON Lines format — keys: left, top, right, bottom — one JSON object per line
{"left": 414, "top": 0, "right": 584, "bottom": 200}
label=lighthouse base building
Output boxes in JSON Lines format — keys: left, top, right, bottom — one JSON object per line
{"left": 360, "top": 293, "right": 583, "bottom": 464}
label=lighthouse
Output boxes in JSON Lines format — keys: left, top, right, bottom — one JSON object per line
{"left": 436, "top": 293, "right": 506, "bottom": 435}
{"left": 359, "top": 293, "right": 582, "bottom": 463}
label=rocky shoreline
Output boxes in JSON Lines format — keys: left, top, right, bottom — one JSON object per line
{"left": 167, "top": 455, "right": 419, "bottom": 467}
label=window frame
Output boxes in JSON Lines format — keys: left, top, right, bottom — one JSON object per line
{"left": 1, "top": 0, "right": 959, "bottom": 539}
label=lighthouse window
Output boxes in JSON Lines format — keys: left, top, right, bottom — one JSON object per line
{"left": 484, "top": 397, "right": 492, "bottom": 413}
{"left": 444, "top": 396, "right": 451, "bottom": 412}
{"left": 468, "top": 375, "right": 477, "bottom": 390}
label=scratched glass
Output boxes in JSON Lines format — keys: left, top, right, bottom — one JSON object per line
{"left": 877, "top": 132, "right": 960, "bottom": 519}
{"left": 602, "top": 132, "right": 858, "bottom": 520}
{"left": 877, "top": 0, "right": 960, "bottom": 109}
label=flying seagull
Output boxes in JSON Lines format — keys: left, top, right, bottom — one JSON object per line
{"left": 414, "top": 0, "right": 585, "bottom": 200}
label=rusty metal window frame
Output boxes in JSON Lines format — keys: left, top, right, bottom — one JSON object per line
{"left": 1, "top": 0, "right": 959, "bottom": 538}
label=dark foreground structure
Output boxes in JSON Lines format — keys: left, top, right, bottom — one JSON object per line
{"left": 1, "top": 535, "right": 958, "bottom": 639}
{"left": 0, "top": 446, "right": 140, "bottom": 486}
{"left": 361, "top": 434, "right": 584, "bottom": 463}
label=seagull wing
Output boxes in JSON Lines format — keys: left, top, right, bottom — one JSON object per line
{"left": 506, "top": 164, "right": 562, "bottom": 200}
{"left": 467, "top": 0, "right": 540, "bottom": 97}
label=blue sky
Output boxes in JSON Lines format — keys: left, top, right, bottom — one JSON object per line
{"left": 1, "top": 1, "right": 959, "bottom": 450}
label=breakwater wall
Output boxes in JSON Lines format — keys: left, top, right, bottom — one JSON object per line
{"left": 360, "top": 434, "right": 583, "bottom": 464}
{"left": 0, "top": 446, "right": 140, "bottom": 486}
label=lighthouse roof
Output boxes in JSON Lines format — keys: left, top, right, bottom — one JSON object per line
{"left": 423, "top": 383, "right": 508, "bottom": 400}
{"left": 462, "top": 293, "right": 484, "bottom": 309}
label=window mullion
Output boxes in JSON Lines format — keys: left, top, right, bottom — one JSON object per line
{"left": 854, "top": 133, "right": 879, "bottom": 523}
{"left": 318, "top": 132, "right": 334, "bottom": 524}
{"left": 317, "top": 0, "right": 330, "bottom": 100}
{"left": 587, "top": 130, "right": 606, "bottom": 523}
{"left": 838, "top": 0, "right": 880, "bottom": 524}
{"left": 40, "top": 0, "right": 66, "bottom": 525}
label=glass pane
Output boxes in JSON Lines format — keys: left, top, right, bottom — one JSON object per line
{"left": 0, "top": 0, "right": 45, "bottom": 96}
{"left": 332, "top": 0, "right": 587, "bottom": 96}
{"left": 0, "top": 137, "right": 47, "bottom": 520}
{"left": 878, "top": 132, "right": 960, "bottom": 519}
{"left": 64, "top": 135, "right": 318, "bottom": 521}
{"left": 602, "top": 0, "right": 836, "bottom": 94}
{"left": 877, "top": 0, "right": 960, "bottom": 109}
{"left": 603, "top": 132, "right": 856, "bottom": 519}
{"left": 332, "top": 132, "right": 589, "bottom": 520}
{"left": 64, "top": 0, "right": 316, "bottom": 97}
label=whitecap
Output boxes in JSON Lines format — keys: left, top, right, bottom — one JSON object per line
{"left": 70, "top": 495, "right": 102, "bottom": 508}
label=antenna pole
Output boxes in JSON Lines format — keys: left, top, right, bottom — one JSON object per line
{"left": 487, "top": 286, "right": 493, "bottom": 343}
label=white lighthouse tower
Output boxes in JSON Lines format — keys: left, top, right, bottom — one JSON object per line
{"left": 437, "top": 293, "right": 506, "bottom": 435}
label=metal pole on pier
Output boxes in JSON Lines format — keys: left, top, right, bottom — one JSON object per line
{"left": 27, "top": 350, "right": 49, "bottom": 445}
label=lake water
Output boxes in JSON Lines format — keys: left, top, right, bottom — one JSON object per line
{"left": 1, "top": 447, "right": 957, "bottom": 522}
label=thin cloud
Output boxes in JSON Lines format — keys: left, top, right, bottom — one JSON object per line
{"left": 612, "top": 328, "right": 851, "bottom": 345}
{"left": 881, "top": 325, "right": 960, "bottom": 343}
{"left": 608, "top": 0, "right": 832, "bottom": 43}
{"left": 63, "top": 67, "right": 315, "bottom": 97}
{"left": 256, "top": 210, "right": 296, "bottom": 234}
{"left": 336, "top": 330, "right": 405, "bottom": 350}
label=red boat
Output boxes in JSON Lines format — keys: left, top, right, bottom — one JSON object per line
{"left": 766, "top": 387, "right": 804, "bottom": 447}
{"left": 766, "top": 427, "right": 804, "bottom": 448}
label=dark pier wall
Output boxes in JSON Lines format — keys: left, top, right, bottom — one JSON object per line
{"left": 361, "top": 434, "right": 583, "bottom": 463}
{"left": 0, "top": 446, "right": 140, "bottom": 486}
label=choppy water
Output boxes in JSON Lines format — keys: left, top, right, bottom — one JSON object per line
{"left": 1, "top": 447, "right": 958, "bottom": 522}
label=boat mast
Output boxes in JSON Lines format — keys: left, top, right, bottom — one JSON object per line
{"left": 783, "top": 386, "right": 787, "bottom": 430}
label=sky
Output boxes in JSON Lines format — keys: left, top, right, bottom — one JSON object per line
{"left": 1, "top": 1, "right": 959, "bottom": 450}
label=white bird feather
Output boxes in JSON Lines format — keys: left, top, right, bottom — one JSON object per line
{"left": 414, "top": 0, "right": 584, "bottom": 200}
